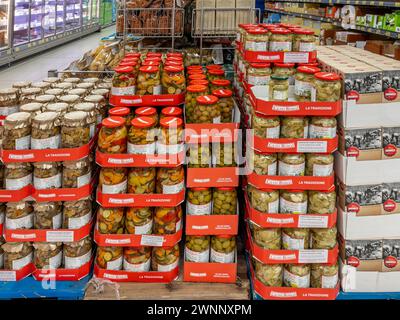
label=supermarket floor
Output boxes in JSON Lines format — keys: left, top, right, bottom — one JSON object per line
{"left": 0, "top": 26, "right": 115, "bottom": 89}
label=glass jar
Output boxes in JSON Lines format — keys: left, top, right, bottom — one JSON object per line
{"left": 73, "top": 102, "right": 97, "bottom": 138}
{"left": 112, "top": 66, "right": 137, "bottom": 96}
{"left": 135, "top": 107, "right": 158, "bottom": 125}
{"left": 284, "top": 264, "right": 310, "bottom": 288}
{"left": 211, "top": 235, "right": 236, "bottom": 263}
{"left": 209, "top": 79, "right": 231, "bottom": 93}
{"left": 109, "top": 107, "right": 134, "bottom": 128}
{"left": 246, "top": 63, "right": 272, "bottom": 86}
{"left": 125, "top": 207, "right": 153, "bottom": 235}
{"left": 280, "top": 189, "right": 308, "bottom": 214}
{"left": 252, "top": 113, "right": 280, "bottom": 138}
{"left": 153, "top": 207, "right": 179, "bottom": 235}
{"left": 159, "top": 116, "right": 184, "bottom": 145}
{"left": 213, "top": 142, "right": 237, "bottom": 167}
{"left": 0, "top": 237, "right": 4, "bottom": 268}
{"left": 309, "top": 117, "right": 337, "bottom": 139}
{"left": 306, "top": 153, "right": 334, "bottom": 177}
{"left": 187, "top": 143, "right": 211, "bottom": 168}
{"left": 273, "top": 63, "right": 296, "bottom": 85}
{"left": 212, "top": 89, "right": 234, "bottom": 123}
{"left": 62, "top": 156, "right": 91, "bottom": 188}
{"left": 76, "top": 82, "right": 95, "bottom": 91}
{"left": 137, "top": 66, "right": 161, "bottom": 95}
{"left": 309, "top": 188, "right": 336, "bottom": 214}
{"left": 194, "top": 95, "right": 220, "bottom": 124}
{"left": 2, "top": 242, "right": 33, "bottom": 270}
{"left": 248, "top": 185, "right": 279, "bottom": 213}
{"left": 92, "top": 88, "right": 109, "bottom": 100}
{"left": 293, "top": 29, "right": 316, "bottom": 52}
{"left": 185, "top": 235, "right": 210, "bottom": 262}
{"left": 63, "top": 77, "right": 80, "bottom": 85}
{"left": 283, "top": 228, "right": 310, "bottom": 249}
{"left": 128, "top": 167, "right": 156, "bottom": 194}
{"left": 244, "top": 28, "right": 269, "bottom": 51}
{"left": 63, "top": 236, "right": 92, "bottom": 269}
{"left": 33, "top": 201, "right": 62, "bottom": 229}
{"left": 5, "top": 201, "right": 33, "bottom": 230}
{"left": 314, "top": 72, "right": 341, "bottom": 102}
{"left": 54, "top": 82, "right": 74, "bottom": 91}
{"left": 20, "top": 103, "right": 43, "bottom": 116}
{"left": 151, "top": 245, "right": 179, "bottom": 271}
{"left": 68, "top": 88, "right": 87, "bottom": 99}
{"left": 12, "top": 81, "right": 31, "bottom": 90}
{"left": 35, "top": 94, "right": 56, "bottom": 107}
{"left": 161, "top": 65, "right": 186, "bottom": 94}
{"left": 251, "top": 222, "right": 281, "bottom": 249}
{"left": 33, "top": 242, "right": 62, "bottom": 269}
{"left": 278, "top": 153, "right": 306, "bottom": 176}
{"left": 189, "top": 79, "right": 209, "bottom": 87}
{"left": 294, "top": 66, "right": 321, "bottom": 101}
{"left": 20, "top": 87, "right": 42, "bottom": 104}
{"left": 84, "top": 95, "right": 107, "bottom": 124}
{"left": 161, "top": 107, "right": 183, "bottom": 120}
{"left": 31, "top": 112, "right": 60, "bottom": 150}
{"left": 280, "top": 117, "right": 309, "bottom": 138}
{"left": 269, "top": 28, "right": 293, "bottom": 52}
{"left": 99, "top": 167, "right": 128, "bottom": 194}
{"left": 0, "top": 88, "right": 19, "bottom": 116}
{"left": 57, "top": 94, "right": 80, "bottom": 108}
{"left": 156, "top": 166, "right": 184, "bottom": 195}
{"left": 4, "top": 162, "right": 32, "bottom": 190}
{"left": 45, "top": 88, "right": 64, "bottom": 96}
{"left": 248, "top": 151, "right": 277, "bottom": 175}
{"left": 311, "top": 227, "right": 337, "bottom": 249}
{"left": 311, "top": 263, "right": 338, "bottom": 288}
{"left": 63, "top": 198, "right": 92, "bottom": 229}
{"left": 123, "top": 247, "right": 152, "bottom": 272}
{"left": 127, "top": 116, "right": 156, "bottom": 155}
{"left": 84, "top": 77, "right": 99, "bottom": 85}
{"left": 45, "top": 103, "right": 69, "bottom": 116}
{"left": 212, "top": 187, "right": 237, "bottom": 215}
{"left": 32, "top": 81, "right": 52, "bottom": 91}
{"left": 187, "top": 187, "right": 212, "bottom": 216}
{"left": 185, "top": 85, "right": 208, "bottom": 124}
{"left": 254, "top": 260, "right": 283, "bottom": 287}
{"left": 269, "top": 75, "right": 289, "bottom": 102}
{"left": 207, "top": 69, "right": 225, "bottom": 82}
{"left": 2, "top": 112, "right": 31, "bottom": 150}
{"left": 98, "top": 207, "right": 125, "bottom": 234}
{"left": 96, "top": 246, "right": 123, "bottom": 270}
{"left": 61, "top": 111, "right": 90, "bottom": 148}
{"left": 33, "top": 162, "right": 62, "bottom": 190}
{"left": 98, "top": 116, "right": 128, "bottom": 154}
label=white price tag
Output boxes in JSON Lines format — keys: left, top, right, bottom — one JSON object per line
{"left": 140, "top": 235, "right": 164, "bottom": 247}
{"left": 296, "top": 141, "right": 328, "bottom": 153}
{"left": 284, "top": 52, "right": 309, "bottom": 63}
{"left": 298, "top": 250, "right": 328, "bottom": 263}
{"left": 298, "top": 215, "right": 329, "bottom": 228}
{"left": 0, "top": 271, "right": 16, "bottom": 281}
{"left": 46, "top": 231, "right": 74, "bottom": 242}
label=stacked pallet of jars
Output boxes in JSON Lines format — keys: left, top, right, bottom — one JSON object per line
{"left": 234, "top": 23, "right": 343, "bottom": 300}
{"left": 93, "top": 51, "right": 186, "bottom": 282}
{"left": 0, "top": 75, "right": 111, "bottom": 281}
{"left": 183, "top": 63, "right": 240, "bottom": 283}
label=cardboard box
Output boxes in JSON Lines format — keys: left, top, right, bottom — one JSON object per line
{"left": 377, "top": 15, "right": 385, "bottom": 29}
{"left": 366, "top": 14, "right": 378, "bottom": 28}
{"left": 235, "top": 0, "right": 254, "bottom": 26}
{"left": 195, "top": 0, "right": 216, "bottom": 34}
{"left": 356, "top": 16, "right": 366, "bottom": 26}
{"left": 216, "top": 0, "right": 235, "bottom": 34}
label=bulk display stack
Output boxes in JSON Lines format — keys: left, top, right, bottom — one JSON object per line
{"left": 317, "top": 45, "right": 400, "bottom": 293}
{"left": 234, "top": 23, "right": 342, "bottom": 300}
{"left": 93, "top": 52, "right": 186, "bottom": 282}
{"left": 183, "top": 64, "right": 240, "bottom": 283}
{"left": 0, "top": 75, "right": 111, "bottom": 282}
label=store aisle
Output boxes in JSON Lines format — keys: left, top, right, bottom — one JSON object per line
{"left": 0, "top": 26, "right": 115, "bottom": 89}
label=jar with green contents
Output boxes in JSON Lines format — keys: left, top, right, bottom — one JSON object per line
{"left": 211, "top": 235, "right": 236, "bottom": 263}
{"left": 187, "top": 187, "right": 212, "bottom": 216}
{"left": 293, "top": 29, "right": 316, "bottom": 52}
{"left": 244, "top": 28, "right": 269, "bottom": 52}
{"left": 185, "top": 235, "right": 210, "bottom": 262}
{"left": 311, "top": 263, "right": 339, "bottom": 288}
{"left": 123, "top": 247, "right": 151, "bottom": 272}
{"left": 96, "top": 246, "right": 123, "bottom": 270}
{"left": 309, "top": 117, "right": 337, "bottom": 139}
{"left": 284, "top": 264, "right": 310, "bottom": 288}
{"left": 309, "top": 187, "right": 336, "bottom": 214}
{"left": 185, "top": 85, "right": 208, "bottom": 124}
{"left": 282, "top": 228, "right": 310, "bottom": 249}
{"left": 252, "top": 113, "right": 280, "bottom": 138}
{"left": 248, "top": 151, "right": 277, "bottom": 176}
{"left": 313, "top": 72, "right": 341, "bottom": 102}
{"left": 193, "top": 95, "right": 220, "bottom": 124}
{"left": 269, "top": 75, "right": 289, "bottom": 101}
{"left": 250, "top": 222, "right": 281, "bottom": 249}
{"left": 212, "top": 187, "right": 237, "bottom": 215}
{"left": 247, "top": 63, "right": 272, "bottom": 86}
{"left": 280, "top": 116, "right": 309, "bottom": 138}
{"left": 213, "top": 142, "right": 237, "bottom": 167}
{"left": 269, "top": 28, "right": 293, "bottom": 52}
{"left": 278, "top": 153, "right": 306, "bottom": 176}
{"left": 186, "top": 143, "right": 211, "bottom": 168}
{"left": 273, "top": 63, "right": 296, "bottom": 85}
{"left": 248, "top": 186, "right": 279, "bottom": 213}
{"left": 280, "top": 189, "right": 308, "bottom": 214}
{"left": 311, "top": 226, "right": 337, "bottom": 249}
{"left": 254, "top": 260, "right": 283, "bottom": 287}
{"left": 294, "top": 66, "right": 321, "bottom": 102}
{"left": 212, "top": 89, "right": 234, "bottom": 123}
{"left": 207, "top": 69, "right": 225, "bottom": 82}
{"left": 306, "top": 153, "right": 334, "bottom": 177}
{"left": 125, "top": 207, "right": 153, "bottom": 235}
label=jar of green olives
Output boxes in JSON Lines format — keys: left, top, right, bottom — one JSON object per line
{"left": 212, "top": 89, "right": 234, "bottom": 123}
{"left": 210, "top": 235, "right": 236, "bottom": 263}
{"left": 194, "top": 95, "right": 221, "bottom": 124}
{"left": 293, "top": 29, "right": 316, "bottom": 52}
{"left": 187, "top": 187, "right": 212, "bottom": 215}
{"left": 185, "top": 235, "right": 210, "bottom": 263}
{"left": 185, "top": 85, "right": 208, "bottom": 124}
{"left": 269, "top": 75, "right": 289, "bottom": 101}
{"left": 187, "top": 143, "right": 211, "bottom": 168}
{"left": 212, "top": 187, "right": 237, "bottom": 215}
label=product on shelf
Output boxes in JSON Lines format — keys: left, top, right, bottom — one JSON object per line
{"left": 2, "top": 242, "right": 33, "bottom": 270}
{"left": 185, "top": 235, "right": 210, "bottom": 263}
{"left": 33, "top": 242, "right": 62, "bottom": 269}
{"left": 33, "top": 202, "right": 62, "bottom": 229}
{"left": 210, "top": 235, "right": 236, "bottom": 263}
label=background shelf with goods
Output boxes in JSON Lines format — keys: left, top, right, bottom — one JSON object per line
{"left": 99, "top": 0, "right": 116, "bottom": 27}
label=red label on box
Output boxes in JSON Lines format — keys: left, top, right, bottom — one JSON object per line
{"left": 32, "top": 258, "right": 93, "bottom": 281}
{"left": 186, "top": 167, "right": 239, "bottom": 188}
{"left": 185, "top": 214, "right": 239, "bottom": 235}
{"left": 183, "top": 261, "right": 237, "bottom": 283}
{"left": 384, "top": 88, "right": 398, "bottom": 101}
{"left": 383, "top": 199, "right": 397, "bottom": 213}
{"left": 384, "top": 144, "right": 398, "bottom": 157}
{"left": 94, "top": 264, "right": 179, "bottom": 282}
{"left": 185, "top": 123, "right": 240, "bottom": 144}
{"left": 242, "top": 49, "right": 317, "bottom": 64}
{"left": 0, "top": 263, "right": 35, "bottom": 281}
{"left": 0, "top": 185, "right": 33, "bottom": 202}
{"left": 384, "top": 256, "right": 398, "bottom": 268}
{"left": 109, "top": 93, "right": 185, "bottom": 107}
{"left": 32, "top": 179, "right": 95, "bottom": 202}
{"left": 347, "top": 256, "right": 360, "bottom": 268}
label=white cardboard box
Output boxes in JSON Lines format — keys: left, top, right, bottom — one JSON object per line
{"left": 335, "top": 152, "right": 400, "bottom": 185}
{"left": 338, "top": 206, "right": 400, "bottom": 240}
{"left": 341, "top": 259, "right": 400, "bottom": 292}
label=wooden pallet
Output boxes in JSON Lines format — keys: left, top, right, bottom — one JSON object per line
{"left": 84, "top": 254, "right": 250, "bottom": 300}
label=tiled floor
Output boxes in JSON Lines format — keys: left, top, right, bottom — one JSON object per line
{"left": 0, "top": 26, "right": 114, "bottom": 89}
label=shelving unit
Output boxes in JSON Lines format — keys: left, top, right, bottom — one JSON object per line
{"left": 264, "top": 0, "right": 400, "bottom": 6}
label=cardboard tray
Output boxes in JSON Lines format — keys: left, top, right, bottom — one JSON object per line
{"left": 32, "top": 258, "right": 93, "bottom": 281}
{"left": 240, "top": 47, "right": 317, "bottom": 64}
{"left": 186, "top": 167, "right": 239, "bottom": 188}
{"left": 109, "top": 92, "right": 185, "bottom": 107}
{"left": 184, "top": 123, "right": 240, "bottom": 144}
{"left": 0, "top": 185, "right": 32, "bottom": 202}
{"left": 183, "top": 260, "right": 237, "bottom": 283}
{"left": 0, "top": 263, "right": 35, "bottom": 282}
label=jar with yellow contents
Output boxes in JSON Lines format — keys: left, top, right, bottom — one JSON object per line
{"left": 127, "top": 167, "right": 156, "bottom": 194}
{"left": 152, "top": 245, "right": 180, "bottom": 271}
{"left": 153, "top": 206, "right": 180, "bottom": 235}
{"left": 185, "top": 85, "right": 208, "bottom": 124}
{"left": 158, "top": 117, "right": 184, "bottom": 153}
{"left": 134, "top": 107, "right": 158, "bottom": 125}
{"left": 137, "top": 66, "right": 162, "bottom": 95}
{"left": 127, "top": 116, "right": 156, "bottom": 155}
{"left": 125, "top": 207, "right": 153, "bottom": 235}
{"left": 156, "top": 166, "right": 184, "bottom": 195}
{"left": 161, "top": 65, "right": 186, "bottom": 94}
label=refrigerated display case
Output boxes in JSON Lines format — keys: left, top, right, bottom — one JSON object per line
{"left": 0, "top": 0, "right": 11, "bottom": 50}
{"left": 43, "top": 0, "right": 56, "bottom": 37}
